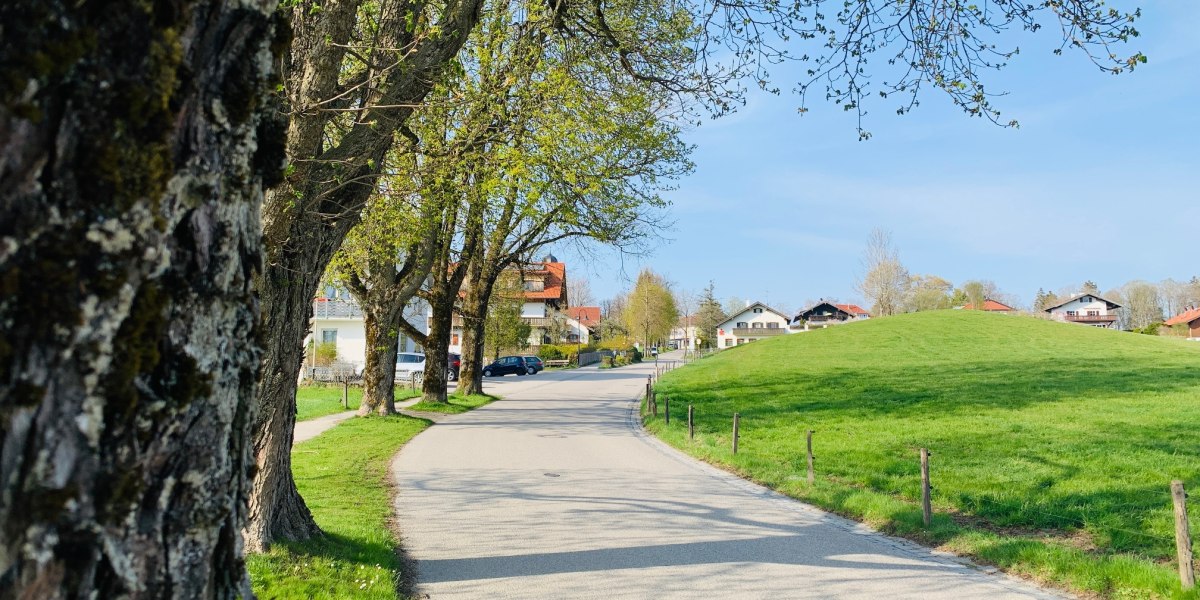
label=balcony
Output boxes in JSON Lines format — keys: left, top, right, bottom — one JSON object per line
{"left": 805, "top": 315, "right": 848, "bottom": 323}
{"left": 312, "top": 299, "right": 364, "bottom": 319}
{"left": 1063, "top": 314, "right": 1116, "bottom": 323}
{"left": 732, "top": 327, "right": 787, "bottom": 336}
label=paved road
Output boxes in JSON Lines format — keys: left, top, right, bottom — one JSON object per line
{"left": 391, "top": 355, "right": 1064, "bottom": 599}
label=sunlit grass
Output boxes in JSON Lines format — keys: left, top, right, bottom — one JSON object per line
{"left": 406, "top": 392, "right": 494, "bottom": 414}
{"left": 648, "top": 310, "right": 1200, "bottom": 598}
{"left": 247, "top": 415, "right": 429, "bottom": 598}
{"left": 296, "top": 385, "right": 421, "bottom": 422}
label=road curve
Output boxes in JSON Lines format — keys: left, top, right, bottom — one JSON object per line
{"left": 391, "top": 357, "right": 1064, "bottom": 599}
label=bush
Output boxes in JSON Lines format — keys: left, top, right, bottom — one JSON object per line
{"left": 1132, "top": 322, "right": 1162, "bottom": 336}
{"left": 307, "top": 341, "right": 338, "bottom": 366}
{"left": 537, "top": 345, "right": 565, "bottom": 360}
{"left": 628, "top": 346, "right": 643, "bottom": 363}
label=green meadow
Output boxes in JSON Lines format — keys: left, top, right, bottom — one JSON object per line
{"left": 648, "top": 310, "right": 1200, "bottom": 598}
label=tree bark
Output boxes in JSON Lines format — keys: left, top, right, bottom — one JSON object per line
{"left": 0, "top": 1, "right": 282, "bottom": 597}
{"left": 458, "top": 272, "right": 495, "bottom": 396}
{"left": 246, "top": 0, "right": 485, "bottom": 551}
{"left": 359, "top": 300, "right": 403, "bottom": 415}
{"left": 421, "top": 289, "right": 454, "bottom": 403}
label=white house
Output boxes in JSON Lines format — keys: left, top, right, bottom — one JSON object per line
{"left": 305, "top": 289, "right": 426, "bottom": 374}
{"left": 716, "top": 302, "right": 791, "bottom": 348}
{"left": 790, "top": 301, "right": 870, "bottom": 330}
{"left": 1044, "top": 293, "right": 1122, "bottom": 328}
{"left": 669, "top": 315, "right": 699, "bottom": 350}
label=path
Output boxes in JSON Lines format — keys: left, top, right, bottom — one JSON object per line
{"left": 390, "top": 355, "right": 1065, "bottom": 599}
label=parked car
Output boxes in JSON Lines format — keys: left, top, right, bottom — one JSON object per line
{"left": 522, "top": 356, "right": 544, "bottom": 374}
{"left": 394, "top": 352, "right": 460, "bottom": 382}
{"left": 482, "top": 356, "right": 530, "bottom": 377}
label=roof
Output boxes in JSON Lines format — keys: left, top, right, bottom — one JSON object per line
{"left": 523, "top": 262, "right": 566, "bottom": 301}
{"left": 1165, "top": 306, "right": 1200, "bottom": 326}
{"left": 961, "top": 299, "right": 1015, "bottom": 312}
{"left": 718, "top": 301, "right": 790, "bottom": 327}
{"left": 1043, "top": 292, "right": 1122, "bottom": 312}
{"left": 566, "top": 306, "right": 601, "bottom": 327}
{"left": 835, "top": 303, "right": 870, "bottom": 316}
{"left": 795, "top": 301, "right": 869, "bottom": 320}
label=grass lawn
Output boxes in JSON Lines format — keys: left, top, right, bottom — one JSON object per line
{"left": 406, "top": 393, "right": 494, "bottom": 414}
{"left": 247, "top": 415, "right": 429, "bottom": 599}
{"left": 296, "top": 385, "right": 421, "bottom": 422}
{"left": 647, "top": 310, "right": 1200, "bottom": 599}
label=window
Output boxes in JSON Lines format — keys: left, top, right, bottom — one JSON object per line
{"left": 523, "top": 279, "right": 545, "bottom": 292}
{"left": 737, "top": 338, "right": 745, "bottom": 345}
{"left": 321, "top": 329, "right": 337, "bottom": 343}
{"left": 1066, "top": 310, "right": 1077, "bottom": 316}
{"left": 725, "top": 338, "right": 734, "bottom": 347}
{"left": 736, "top": 321, "right": 748, "bottom": 328}
{"left": 767, "top": 322, "right": 778, "bottom": 329}
{"left": 1081, "top": 296, "right": 1090, "bottom": 303}
{"left": 753, "top": 308, "right": 763, "bottom": 313}
{"left": 1087, "top": 310, "right": 1099, "bottom": 316}
{"left": 567, "top": 333, "right": 579, "bottom": 342}
{"left": 451, "top": 334, "right": 459, "bottom": 345}
{"left": 752, "top": 322, "right": 762, "bottom": 328}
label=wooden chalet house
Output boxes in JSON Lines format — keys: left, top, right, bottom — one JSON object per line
{"left": 791, "top": 301, "right": 870, "bottom": 330}
{"left": 1044, "top": 293, "right": 1122, "bottom": 329}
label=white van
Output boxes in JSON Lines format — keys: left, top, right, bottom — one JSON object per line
{"left": 394, "top": 352, "right": 461, "bottom": 382}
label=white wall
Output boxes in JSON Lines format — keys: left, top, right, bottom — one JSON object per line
{"left": 310, "top": 318, "right": 367, "bottom": 368}
{"left": 716, "top": 305, "right": 789, "bottom": 348}
{"left": 1049, "top": 296, "right": 1111, "bottom": 315}
{"left": 521, "top": 302, "right": 546, "bottom": 318}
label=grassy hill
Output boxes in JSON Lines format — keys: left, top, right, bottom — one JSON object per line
{"left": 649, "top": 310, "right": 1200, "bottom": 598}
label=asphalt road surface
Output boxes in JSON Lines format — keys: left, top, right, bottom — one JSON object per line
{"left": 391, "top": 354, "right": 1064, "bottom": 599}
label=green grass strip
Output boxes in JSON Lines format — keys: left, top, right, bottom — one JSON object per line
{"left": 406, "top": 393, "right": 494, "bottom": 414}
{"left": 297, "top": 385, "right": 421, "bottom": 422}
{"left": 247, "top": 415, "right": 429, "bottom": 599}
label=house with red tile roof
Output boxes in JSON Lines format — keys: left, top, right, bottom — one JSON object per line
{"left": 1164, "top": 306, "right": 1200, "bottom": 339}
{"left": 791, "top": 301, "right": 870, "bottom": 330}
{"left": 960, "top": 298, "right": 1016, "bottom": 313}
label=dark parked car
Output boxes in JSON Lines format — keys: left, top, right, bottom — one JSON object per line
{"left": 447, "top": 353, "right": 461, "bottom": 381}
{"left": 521, "top": 356, "right": 544, "bottom": 374}
{"left": 482, "top": 356, "right": 530, "bottom": 377}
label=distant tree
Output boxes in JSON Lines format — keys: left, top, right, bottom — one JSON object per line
{"left": 723, "top": 296, "right": 748, "bottom": 317}
{"left": 960, "top": 280, "right": 989, "bottom": 309}
{"left": 543, "top": 309, "right": 573, "bottom": 345}
{"left": 568, "top": 276, "right": 596, "bottom": 308}
{"left": 1083, "top": 280, "right": 1100, "bottom": 293}
{"left": 1116, "top": 281, "right": 1163, "bottom": 330}
{"left": 856, "top": 229, "right": 909, "bottom": 317}
{"left": 484, "top": 274, "right": 532, "bottom": 361}
{"left": 695, "top": 282, "right": 728, "bottom": 348}
{"left": 624, "top": 269, "right": 679, "bottom": 349}
{"left": 905, "top": 275, "right": 953, "bottom": 312}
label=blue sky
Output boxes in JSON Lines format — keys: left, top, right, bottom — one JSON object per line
{"left": 563, "top": 3, "right": 1199, "bottom": 313}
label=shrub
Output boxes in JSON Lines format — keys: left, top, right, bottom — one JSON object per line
{"left": 537, "top": 345, "right": 565, "bottom": 360}
{"left": 628, "top": 346, "right": 643, "bottom": 363}
{"left": 307, "top": 340, "right": 339, "bottom": 366}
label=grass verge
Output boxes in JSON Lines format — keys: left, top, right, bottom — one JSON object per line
{"left": 406, "top": 393, "right": 494, "bottom": 414}
{"left": 297, "top": 385, "right": 421, "bottom": 422}
{"left": 647, "top": 310, "right": 1200, "bottom": 599}
{"left": 247, "top": 415, "right": 428, "bottom": 599}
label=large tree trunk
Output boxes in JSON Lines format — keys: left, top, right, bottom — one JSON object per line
{"left": 458, "top": 276, "right": 493, "bottom": 396}
{"left": 245, "top": 0, "right": 485, "bottom": 551}
{"left": 359, "top": 301, "right": 403, "bottom": 415}
{"left": 422, "top": 292, "right": 454, "bottom": 403}
{"left": 0, "top": 2, "right": 281, "bottom": 597}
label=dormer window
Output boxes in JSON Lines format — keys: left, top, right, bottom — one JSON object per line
{"left": 753, "top": 307, "right": 763, "bottom": 313}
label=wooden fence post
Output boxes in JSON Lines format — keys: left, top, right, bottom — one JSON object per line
{"left": 688, "top": 405, "right": 694, "bottom": 440}
{"left": 342, "top": 379, "right": 349, "bottom": 409}
{"left": 664, "top": 396, "right": 670, "bottom": 425}
{"left": 1173, "top": 480, "right": 1196, "bottom": 589}
{"left": 732, "top": 413, "right": 740, "bottom": 455}
{"left": 806, "top": 430, "right": 815, "bottom": 484}
{"left": 920, "top": 448, "right": 932, "bottom": 527}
